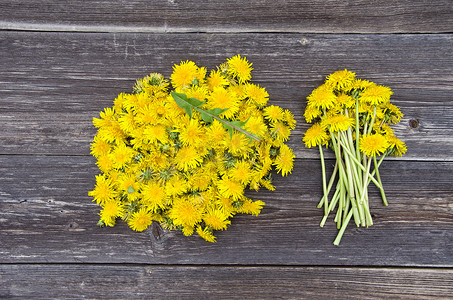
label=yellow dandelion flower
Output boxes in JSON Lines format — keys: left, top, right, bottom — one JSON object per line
{"left": 141, "top": 182, "right": 167, "bottom": 212}
{"left": 88, "top": 174, "right": 117, "bottom": 205}
{"left": 274, "top": 144, "right": 295, "bottom": 176}
{"left": 360, "top": 84, "right": 393, "bottom": 105}
{"left": 360, "top": 133, "right": 389, "bottom": 157}
{"left": 217, "top": 178, "right": 244, "bottom": 200}
{"left": 196, "top": 225, "right": 217, "bottom": 242}
{"left": 225, "top": 132, "right": 249, "bottom": 157}
{"left": 227, "top": 54, "right": 253, "bottom": 83}
{"left": 96, "top": 154, "right": 114, "bottom": 173}
{"left": 185, "top": 85, "right": 209, "bottom": 102}
{"left": 128, "top": 208, "right": 153, "bottom": 231}
{"left": 238, "top": 199, "right": 265, "bottom": 216}
{"left": 90, "top": 135, "right": 111, "bottom": 158}
{"left": 174, "top": 146, "right": 203, "bottom": 171}
{"left": 307, "top": 84, "right": 336, "bottom": 110}
{"left": 165, "top": 174, "right": 188, "bottom": 196}
{"left": 283, "top": 109, "right": 297, "bottom": 130}
{"left": 325, "top": 69, "right": 356, "bottom": 91}
{"left": 118, "top": 111, "right": 137, "bottom": 134}
{"left": 207, "top": 69, "right": 229, "bottom": 90}
{"left": 143, "top": 124, "right": 168, "bottom": 145}
{"left": 386, "top": 135, "right": 407, "bottom": 157}
{"left": 203, "top": 207, "right": 231, "bottom": 230}
{"left": 228, "top": 160, "right": 252, "bottom": 184}
{"left": 229, "top": 83, "right": 247, "bottom": 99}
{"left": 170, "top": 198, "right": 203, "bottom": 228}
{"left": 336, "top": 93, "right": 355, "bottom": 108}
{"left": 117, "top": 172, "right": 140, "bottom": 197}
{"left": 383, "top": 102, "right": 404, "bottom": 124}
{"left": 207, "top": 87, "right": 239, "bottom": 119}
{"left": 243, "top": 116, "right": 267, "bottom": 138}
{"left": 303, "top": 123, "right": 329, "bottom": 148}
{"left": 245, "top": 83, "right": 269, "bottom": 106}
{"left": 179, "top": 118, "right": 206, "bottom": 146}
{"left": 323, "top": 114, "right": 354, "bottom": 132}
{"left": 110, "top": 142, "right": 135, "bottom": 169}
{"left": 304, "top": 104, "right": 322, "bottom": 123}
{"left": 351, "top": 78, "right": 373, "bottom": 90}
{"left": 271, "top": 121, "right": 291, "bottom": 142}
{"left": 216, "top": 196, "right": 236, "bottom": 216}
{"left": 99, "top": 200, "right": 125, "bottom": 227}
{"left": 93, "top": 107, "right": 115, "bottom": 129}
{"left": 263, "top": 105, "right": 284, "bottom": 122}
{"left": 206, "top": 119, "right": 228, "bottom": 145}
{"left": 136, "top": 104, "right": 158, "bottom": 125}
{"left": 171, "top": 60, "right": 199, "bottom": 88}
{"left": 113, "top": 93, "right": 128, "bottom": 112}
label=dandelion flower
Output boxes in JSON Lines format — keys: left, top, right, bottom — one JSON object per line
{"left": 207, "top": 87, "right": 239, "bottom": 119}
{"left": 386, "top": 135, "right": 407, "bottom": 157}
{"left": 274, "top": 144, "right": 295, "bottom": 176}
{"left": 141, "top": 182, "right": 167, "bottom": 212}
{"left": 238, "top": 199, "right": 265, "bottom": 216}
{"left": 207, "top": 70, "right": 229, "bottom": 90}
{"left": 304, "top": 104, "right": 322, "bottom": 123}
{"left": 203, "top": 207, "right": 231, "bottom": 230}
{"left": 179, "top": 118, "right": 205, "bottom": 146}
{"left": 323, "top": 114, "right": 354, "bottom": 132}
{"left": 360, "top": 133, "right": 389, "bottom": 157}
{"left": 325, "top": 69, "right": 356, "bottom": 91}
{"left": 128, "top": 208, "right": 153, "bottom": 231}
{"left": 170, "top": 198, "right": 203, "bottom": 228}
{"left": 264, "top": 105, "right": 284, "bottom": 122}
{"left": 196, "top": 225, "right": 217, "bottom": 242}
{"left": 171, "top": 60, "right": 199, "bottom": 88}
{"left": 110, "top": 142, "right": 136, "bottom": 169}
{"left": 303, "top": 123, "right": 329, "bottom": 148}
{"left": 218, "top": 178, "right": 244, "bottom": 200}
{"left": 89, "top": 174, "right": 116, "bottom": 205}
{"left": 225, "top": 132, "right": 249, "bottom": 157}
{"left": 245, "top": 83, "right": 269, "bottom": 106}
{"left": 174, "top": 146, "right": 203, "bottom": 171}
{"left": 307, "top": 84, "right": 336, "bottom": 110}
{"left": 360, "top": 84, "right": 393, "bottom": 105}
{"left": 100, "top": 200, "right": 125, "bottom": 227}
{"left": 227, "top": 54, "right": 253, "bottom": 83}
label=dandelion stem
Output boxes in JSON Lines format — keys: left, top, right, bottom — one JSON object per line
{"left": 319, "top": 144, "right": 328, "bottom": 215}
{"left": 373, "top": 155, "right": 388, "bottom": 206}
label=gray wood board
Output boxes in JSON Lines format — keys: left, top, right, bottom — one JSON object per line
{"left": 1, "top": 32, "right": 452, "bottom": 159}
{"left": 1, "top": 0, "right": 452, "bottom": 33}
{"left": 1, "top": 155, "right": 452, "bottom": 266}
{"left": 1, "top": 265, "right": 453, "bottom": 299}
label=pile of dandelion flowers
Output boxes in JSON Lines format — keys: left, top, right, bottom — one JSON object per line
{"left": 302, "top": 69, "right": 406, "bottom": 245}
{"left": 89, "top": 55, "right": 296, "bottom": 243}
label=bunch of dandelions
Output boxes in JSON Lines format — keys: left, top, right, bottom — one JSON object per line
{"left": 303, "top": 70, "right": 407, "bottom": 245}
{"left": 89, "top": 55, "right": 296, "bottom": 242}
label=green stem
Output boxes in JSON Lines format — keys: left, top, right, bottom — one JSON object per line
{"left": 319, "top": 144, "right": 328, "bottom": 215}
{"left": 334, "top": 209, "right": 353, "bottom": 246}
{"left": 373, "top": 155, "right": 388, "bottom": 206}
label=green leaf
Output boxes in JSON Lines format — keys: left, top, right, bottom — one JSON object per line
{"left": 171, "top": 91, "right": 194, "bottom": 118}
{"left": 171, "top": 92, "right": 261, "bottom": 142}
{"left": 127, "top": 186, "right": 135, "bottom": 194}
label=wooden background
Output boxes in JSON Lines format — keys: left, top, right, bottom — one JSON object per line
{"left": 1, "top": 1, "right": 453, "bottom": 298}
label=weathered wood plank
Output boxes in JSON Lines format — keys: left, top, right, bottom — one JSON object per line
{"left": 1, "top": 264, "right": 453, "bottom": 299}
{"left": 1, "top": 0, "right": 452, "bottom": 33}
{"left": 1, "top": 32, "right": 452, "bottom": 159}
{"left": 1, "top": 155, "right": 452, "bottom": 266}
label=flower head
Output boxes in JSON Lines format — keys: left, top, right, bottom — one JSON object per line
{"left": 360, "top": 134, "right": 389, "bottom": 157}
{"left": 307, "top": 84, "right": 336, "bottom": 110}
{"left": 227, "top": 54, "right": 253, "bottom": 83}
{"left": 303, "top": 123, "right": 329, "bottom": 148}
{"left": 325, "top": 69, "right": 356, "bottom": 91}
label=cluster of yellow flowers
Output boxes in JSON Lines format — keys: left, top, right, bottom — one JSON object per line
{"left": 89, "top": 55, "right": 295, "bottom": 242}
{"left": 303, "top": 70, "right": 406, "bottom": 245}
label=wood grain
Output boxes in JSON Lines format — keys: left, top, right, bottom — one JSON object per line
{"left": 1, "top": 32, "right": 452, "bottom": 159}
{"left": 1, "top": 155, "right": 452, "bottom": 266}
{"left": 1, "top": 264, "right": 453, "bottom": 299}
{"left": 1, "top": 0, "right": 452, "bottom": 33}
